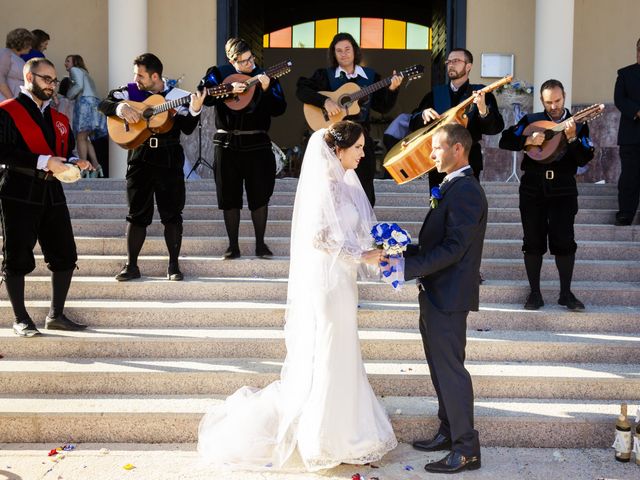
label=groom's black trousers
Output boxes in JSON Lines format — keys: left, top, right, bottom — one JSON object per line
{"left": 418, "top": 290, "right": 480, "bottom": 457}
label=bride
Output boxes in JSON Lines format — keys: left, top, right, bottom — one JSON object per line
{"left": 197, "top": 120, "right": 397, "bottom": 471}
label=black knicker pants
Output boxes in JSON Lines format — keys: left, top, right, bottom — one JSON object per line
{"left": 213, "top": 145, "right": 276, "bottom": 211}
{"left": 126, "top": 161, "right": 185, "bottom": 226}
{"left": 0, "top": 197, "right": 77, "bottom": 276}
{"left": 519, "top": 183, "right": 578, "bottom": 256}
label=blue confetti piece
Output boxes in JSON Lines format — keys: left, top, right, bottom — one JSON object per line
{"left": 404, "top": 465, "right": 414, "bottom": 471}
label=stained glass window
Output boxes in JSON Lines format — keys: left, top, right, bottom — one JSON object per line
{"left": 264, "top": 18, "right": 430, "bottom": 50}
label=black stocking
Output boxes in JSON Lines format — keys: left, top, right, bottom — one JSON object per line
{"left": 251, "top": 205, "right": 268, "bottom": 248}
{"left": 3, "top": 274, "right": 29, "bottom": 321}
{"left": 555, "top": 254, "right": 575, "bottom": 295}
{"left": 48, "top": 268, "right": 74, "bottom": 318}
{"left": 126, "top": 223, "right": 147, "bottom": 267}
{"left": 223, "top": 209, "right": 240, "bottom": 248}
{"left": 524, "top": 253, "right": 543, "bottom": 293}
{"left": 163, "top": 223, "right": 183, "bottom": 265}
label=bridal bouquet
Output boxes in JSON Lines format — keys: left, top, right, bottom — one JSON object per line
{"left": 370, "top": 223, "right": 411, "bottom": 290}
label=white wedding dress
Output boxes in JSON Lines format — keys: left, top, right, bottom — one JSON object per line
{"left": 197, "top": 129, "right": 397, "bottom": 471}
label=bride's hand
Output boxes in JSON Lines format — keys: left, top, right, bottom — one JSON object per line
{"left": 361, "top": 249, "right": 384, "bottom": 265}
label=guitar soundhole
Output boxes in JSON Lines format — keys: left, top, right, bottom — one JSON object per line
{"left": 400, "top": 169, "right": 409, "bottom": 179}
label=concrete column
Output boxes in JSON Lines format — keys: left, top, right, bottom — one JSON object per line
{"left": 533, "top": 0, "right": 574, "bottom": 111}
{"left": 108, "top": 0, "right": 147, "bottom": 178}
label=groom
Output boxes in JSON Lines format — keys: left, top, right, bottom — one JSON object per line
{"left": 389, "top": 123, "right": 487, "bottom": 473}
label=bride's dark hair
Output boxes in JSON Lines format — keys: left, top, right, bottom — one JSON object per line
{"left": 324, "top": 121, "right": 363, "bottom": 151}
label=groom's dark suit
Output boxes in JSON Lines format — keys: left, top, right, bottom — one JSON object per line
{"left": 403, "top": 167, "right": 487, "bottom": 457}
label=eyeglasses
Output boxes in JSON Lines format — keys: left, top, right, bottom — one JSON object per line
{"left": 234, "top": 55, "right": 255, "bottom": 66}
{"left": 32, "top": 72, "right": 60, "bottom": 86}
{"left": 445, "top": 58, "right": 467, "bottom": 66}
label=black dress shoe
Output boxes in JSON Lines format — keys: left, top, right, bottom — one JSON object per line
{"left": 425, "top": 451, "right": 481, "bottom": 474}
{"left": 45, "top": 314, "right": 87, "bottom": 331}
{"left": 413, "top": 433, "right": 452, "bottom": 452}
{"left": 167, "top": 262, "right": 184, "bottom": 281}
{"left": 115, "top": 264, "right": 141, "bottom": 281}
{"left": 223, "top": 245, "right": 241, "bottom": 259}
{"left": 558, "top": 291, "right": 585, "bottom": 311}
{"left": 614, "top": 215, "right": 632, "bottom": 226}
{"left": 13, "top": 318, "right": 41, "bottom": 337}
{"left": 524, "top": 291, "right": 544, "bottom": 310}
{"left": 255, "top": 243, "right": 273, "bottom": 258}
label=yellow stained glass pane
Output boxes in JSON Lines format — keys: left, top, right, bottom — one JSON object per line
{"left": 361, "top": 18, "right": 383, "bottom": 48}
{"left": 316, "top": 18, "right": 338, "bottom": 48}
{"left": 384, "top": 19, "right": 406, "bottom": 49}
{"left": 263, "top": 33, "right": 269, "bottom": 48}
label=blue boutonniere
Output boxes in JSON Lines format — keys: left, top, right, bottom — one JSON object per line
{"left": 430, "top": 186, "right": 442, "bottom": 209}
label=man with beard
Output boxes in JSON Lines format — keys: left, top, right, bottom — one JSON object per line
{"left": 0, "top": 58, "right": 93, "bottom": 336}
{"left": 499, "top": 79, "right": 594, "bottom": 311}
{"left": 99, "top": 53, "right": 205, "bottom": 281}
{"left": 297, "top": 32, "right": 402, "bottom": 206}
{"left": 409, "top": 48, "right": 504, "bottom": 189}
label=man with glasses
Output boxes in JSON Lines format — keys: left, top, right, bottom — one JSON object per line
{"left": 613, "top": 37, "right": 640, "bottom": 226}
{"left": 199, "top": 38, "right": 286, "bottom": 259}
{"left": 0, "top": 58, "right": 93, "bottom": 336}
{"left": 409, "top": 48, "right": 504, "bottom": 189}
{"left": 99, "top": 53, "right": 205, "bottom": 282}
{"left": 297, "top": 32, "right": 403, "bottom": 207}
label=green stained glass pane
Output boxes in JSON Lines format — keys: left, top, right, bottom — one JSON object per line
{"left": 338, "top": 17, "right": 360, "bottom": 44}
{"left": 292, "top": 22, "right": 315, "bottom": 48}
{"left": 406, "top": 23, "right": 429, "bottom": 50}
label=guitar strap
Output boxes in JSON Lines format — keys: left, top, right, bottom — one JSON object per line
{"left": 0, "top": 98, "right": 70, "bottom": 157}
{"left": 433, "top": 83, "right": 486, "bottom": 116}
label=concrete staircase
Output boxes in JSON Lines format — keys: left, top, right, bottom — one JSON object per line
{"left": 1, "top": 178, "right": 638, "bottom": 447}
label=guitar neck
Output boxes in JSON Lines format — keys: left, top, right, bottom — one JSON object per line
{"left": 153, "top": 95, "right": 191, "bottom": 114}
{"left": 457, "top": 75, "right": 514, "bottom": 112}
{"left": 244, "top": 61, "right": 292, "bottom": 88}
{"left": 549, "top": 104, "right": 605, "bottom": 132}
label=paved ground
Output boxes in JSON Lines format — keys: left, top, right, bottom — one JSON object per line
{"left": 0, "top": 443, "right": 636, "bottom": 480}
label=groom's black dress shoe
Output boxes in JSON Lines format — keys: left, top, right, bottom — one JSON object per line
{"left": 412, "top": 433, "right": 452, "bottom": 452}
{"left": 424, "top": 451, "right": 481, "bottom": 474}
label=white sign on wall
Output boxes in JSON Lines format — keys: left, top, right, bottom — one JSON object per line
{"left": 481, "top": 53, "right": 514, "bottom": 78}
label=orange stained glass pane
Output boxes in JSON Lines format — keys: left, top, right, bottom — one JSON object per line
{"left": 384, "top": 19, "right": 406, "bottom": 49}
{"left": 270, "top": 26, "right": 292, "bottom": 48}
{"left": 360, "top": 18, "right": 383, "bottom": 48}
{"left": 316, "top": 18, "right": 338, "bottom": 48}
{"left": 263, "top": 33, "right": 269, "bottom": 48}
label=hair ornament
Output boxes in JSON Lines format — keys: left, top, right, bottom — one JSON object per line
{"left": 329, "top": 128, "right": 344, "bottom": 142}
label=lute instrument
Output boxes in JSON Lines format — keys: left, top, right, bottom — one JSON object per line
{"left": 523, "top": 103, "right": 604, "bottom": 163}
{"left": 303, "top": 64, "right": 425, "bottom": 131}
{"left": 220, "top": 60, "right": 293, "bottom": 111}
{"left": 383, "top": 75, "right": 512, "bottom": 184}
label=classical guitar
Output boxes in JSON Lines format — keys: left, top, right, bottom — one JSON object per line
{"left": 303, "top": 64, "right": 425, "bottom": 131}
{"left": 383, "top": 75, "right": 512, "bottom": 184}
{"left": 523, "top": 103, "right": 604, "bottom": 163}
{"left": 107, "top": 84, "right": 230, "bottom": 150}
{"left": 220, "top": 60, "right": 293, "bottom": 111}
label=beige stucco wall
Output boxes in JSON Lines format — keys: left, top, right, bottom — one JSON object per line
{"left": 466, "top": 0, "right": 536, "bottom": 88}
{"left": 1, "top": 0, "right": 216, "bottom": 97}
{"left": 1, "top": 0, "right": 109, "bottom": 95}
{"left": 572, "top": 0, "right": 640, "bottom": 104}
{"left": 148, "top": 0, "right": 217, "bottom": 90}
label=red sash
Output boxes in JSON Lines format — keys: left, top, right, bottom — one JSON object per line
{"left": 0, "top": 98, "right": 70, "bottom": 157}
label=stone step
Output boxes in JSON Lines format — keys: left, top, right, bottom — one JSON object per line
{"left": 64, "top": 204, "right": 621, "bottom": 224}
{"left": 63, "top": 190, "right": 620, "bottom": 209}
{"left": 65, "top": 219, "right": 640, "bottom": 241}
{"left": 64, "top": 178, "right": 620, "bottom": 195}
{"left": 26, "top": 236, "right": 640, "bottom": 260}
{"left": 1, "top": 358, "right": 637, "bottom": 400}
{"left": 14, "top": 276, "right": 640, "bottom": 306}
{"left": 1, "top": 328, "right": 638, "bottom": 363}
{"left": 3, "top": 301, "right": 638, "bottom": 333}
{"left": 0, "top": 394, "right": 622, "bottom": 447}
{"left": 20, "top": 254, "right": 640, "bottom": 282}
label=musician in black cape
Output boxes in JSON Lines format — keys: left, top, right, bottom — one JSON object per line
{"left": 296, "top": 32, "right": 402, "bottom": 206}
{"left": 499, "top": 79, "right": 594, "bottom": 311}
{"left": 199, "top": 38, "right": 286, "bottom": 259}
{"left": 98, "top": 53, "right": 205, "bottom": 281}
